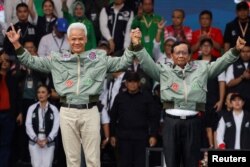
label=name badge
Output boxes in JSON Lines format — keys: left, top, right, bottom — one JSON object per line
{"left": 144, "top": 35, "right": 150, "bottom": 43}
{"left": 28, "top": 28, "right": 35, "bottom": 35}
{"left": 26, "top": 78, "right": 33, "bottom": 89}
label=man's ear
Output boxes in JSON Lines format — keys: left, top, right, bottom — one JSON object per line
{"left": 170, "top": 53, "right": 174, "bottom": 59}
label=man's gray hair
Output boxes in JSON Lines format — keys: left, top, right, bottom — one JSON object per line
{"left": 67, "top": 23, "right": 88, "bottom": 37}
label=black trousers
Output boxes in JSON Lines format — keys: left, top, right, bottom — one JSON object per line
{"left": 118, "top": 138, "right": 147, "bottom": 167}
{"left": 162, "top": 116, "right": 202, "bottom": 167}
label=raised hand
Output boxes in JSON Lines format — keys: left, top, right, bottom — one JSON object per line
{"left": 5, "top": 24, "right": 22, "bottom": 49}
{"left": 157, "top": 19, "right": 166, "bottom": 31}
{"left": 236, "top": 36, "right": 246, "bottom": 51}
{"left": 5, "top": 24, "right": 21, "bottom": 43}
{"left": 130, "top": 28, "right": 142, "bottom": 46}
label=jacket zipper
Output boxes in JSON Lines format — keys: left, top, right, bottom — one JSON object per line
{"left": 182, "top": 70, "right": 188, "bottom": 104}
{"left": 76, "top": 56, "right": 80, "bottom": 95}
{"left": 112, "top": 12, "right": 118, "bottom": 38}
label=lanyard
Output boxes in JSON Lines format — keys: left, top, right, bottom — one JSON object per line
{"left": 20, "top": 25, "right": 29, "bottom": 39}
{"left": 107, "top": 79, "right": 115, "bottom": 112}
{"left": 142, "top": 15, "right": 153, "bottom": 29}
{"left": 53, "top": 35, "right": 65, "bottom": 53}
{"left": 238, "top": 21, "right": 248, "bottom": 37}
{"left": 41, "top": 107, "right": 46, "bottom": 129}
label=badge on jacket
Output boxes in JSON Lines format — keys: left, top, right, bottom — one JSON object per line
{"left": 88, "top": 52, "right": 98, "bottom": 61}
{"left": 171, "top": 83, "right": 179, "bottom": 92}
{"left": 65, "top": 80, "right": 74, "bottom": 88}
{"left": 245, "top": 122, "right": 249, "bottom": 128}
{"left": 61, "top": 52, "right": 71, "bottom": 61}
{"left": 226, "top": 122, "right": 232, "bottom": 128}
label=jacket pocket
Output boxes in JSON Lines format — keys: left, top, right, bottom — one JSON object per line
{"left": 197, "top": 80, "right": 207, "bottom": 92}
{"left": 160, "top": 80, "right": 173, "bottom": 91}
{"left": 53, "top": 71, "right": 69, "bottom": 84}
{"left": 89, "top": 70, "right": 106, "bottom": 82}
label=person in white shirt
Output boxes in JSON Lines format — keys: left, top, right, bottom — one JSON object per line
{"left": 38, "top": 18, "right": 70, "bottom": 57}
{"left": 100, "top": 71, "right": 126, "bottom": 148}
{"left": 4, "top": 0, "right": 36, "bottom": 25}
{"left": 153, "top": 20, "right": 175, "bottom": 64}
{"left": 216, "top": 93, "right": 250, "bottom": 149}
{"left": 25, "top": 84, "right": 59, "bottom": 167}
{"left": 192, "top": 37, "right": 227, "bottom": 149}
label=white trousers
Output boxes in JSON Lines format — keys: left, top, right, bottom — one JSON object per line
{"left": 29, "top": 143, "right": 55, "bottom": 167}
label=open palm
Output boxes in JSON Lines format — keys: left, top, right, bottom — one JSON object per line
{"left": 5, "top": 25, "right": 21, "bottom": 44}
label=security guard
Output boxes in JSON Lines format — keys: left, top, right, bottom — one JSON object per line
{"left": 5, "top": 23, "right": 142, "bottom": 167}
{"left": 130, "top": 28, "right": 246, "bottom": 167}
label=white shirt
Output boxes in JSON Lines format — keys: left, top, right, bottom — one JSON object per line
{"left": 53, "top": 0, "right": 74, "bottom": 18}
{"left": 4, "top": 0, "right": 36, "bottom": 25}
{"left": 101, "top": 73, "right": 125, "bottom": 124}
{"left": 38, "top": 31, "right": 70, "bottom": 57}
{"left": 216, "top": 110, "right": 244, "bottom": 149}
{"left": 153, "top": 40, "right": 173, "bottom": 64}
{"left": 218, "top": 71, "right": 226, "bottom": 82}
{"left": 25, "top": 102, "right": 60, "bottom": 141}
{"left": 226, "top": 62, "right": 249, "bottom": 83}
{"left": 99, "top": 4, "right": 134, "bottom": 49}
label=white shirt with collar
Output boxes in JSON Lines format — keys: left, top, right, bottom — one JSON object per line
{"left": 226, "top": 62, "right": 249, "bottom": 83}
{"left": 38, "top": 31, "right": 70, "bottom": 57}
{"left": 101, "top": 72, "right": 125, "bottom": 124}
{"left": 4, "top": 0, "right": 37, "bottom": 25}
{"left": 153, "top": 39, "right": 173, "bottom": 64}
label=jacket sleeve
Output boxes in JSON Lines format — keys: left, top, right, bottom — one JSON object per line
{"left": 135, "top": 48, "right": 161, "bottom": 82}
{"left": 16, "top": 47, "right": 52, "bottom": 73}
{"left": 216, "top": 117, "right": 226, "bottom": 146}
{"left": 99, "top": 7, "right": 112, "bottom": 41}
{"left": 208, "top": 48, "right": 239, "bottom": 79}
{"left": 105, "top": 48, "right": 134, "bottom": 72}
{"left": 25, "top": 105, "right": 38, "bottom": 142}
{"left": 47, "top": 105, "right": 60, "bottom": 142}
{"left": 123, "top": 11, "right": 134, "bottom": 49}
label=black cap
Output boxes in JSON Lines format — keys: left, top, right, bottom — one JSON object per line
{"left": 98, "top": 40, "right": 110, "bottom": 49}
{"left": 230, "top": 93, "right": 244, "bottom": 101}
{"left": 236, "top": 1, "right": 249, "bottom": 11}
{"left": 125, "top": 72, "right": 140, "bottom": 82}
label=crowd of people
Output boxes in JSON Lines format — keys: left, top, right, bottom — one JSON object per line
{"left": 1, "top": 0, "right": 250, "bottom": 167}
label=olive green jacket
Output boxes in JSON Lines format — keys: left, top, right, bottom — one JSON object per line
{"left": 135, "top": 48, "right": 239, "bottom": 111}
{"left": 16, "top": 47, "right": 136, "bottom": 104}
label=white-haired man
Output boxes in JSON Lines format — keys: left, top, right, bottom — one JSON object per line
{"left": 5, "top": 22, "right": 142, "bottom": 167}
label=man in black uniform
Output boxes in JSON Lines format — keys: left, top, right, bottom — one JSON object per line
{"left": 110, "top": 72, "right": 160, "bottom": 167}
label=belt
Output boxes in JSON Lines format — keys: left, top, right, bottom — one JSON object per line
{"left": 165, "top": 113, "right": 198, "bottom": 120}
{"left": 163, "top": 101, "right": 205, "bottom": 112}
{"left": 62, "top": 102, "right": 97, "bottom": 109}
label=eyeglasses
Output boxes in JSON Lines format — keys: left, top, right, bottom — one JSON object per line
{"left": 173, "top": 51, "right": 189, "bottom": 56}
{"left": 165, "top": 44, "right": 174, "bottom": 48}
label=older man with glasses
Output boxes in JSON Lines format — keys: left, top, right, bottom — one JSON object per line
{"left": 131, "top": 28, "right": 246, "bottom": 167}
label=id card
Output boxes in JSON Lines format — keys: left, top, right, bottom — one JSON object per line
{"left": 26, "top": 79, "right": 33, "bottom": 89}
{"left": 144, "top": 35, "right": 150, "bottom": 43}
